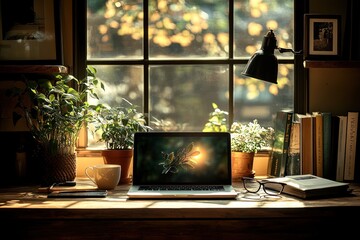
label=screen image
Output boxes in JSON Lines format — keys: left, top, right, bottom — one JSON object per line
{"left": 133, "top": 132, "right": 231, "bottom": 185}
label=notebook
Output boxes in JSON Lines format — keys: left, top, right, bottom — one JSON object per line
{"left": 127, "top": 131, "right": 238, "bottom": 199}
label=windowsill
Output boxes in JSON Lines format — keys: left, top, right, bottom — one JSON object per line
{"left": 75, "top": 148, "right": 271, "bottom": 178}
{"left": 76, "top": 148, "right": 103, "bottom": 157}
{"left": 76, "top": 148, "right": 271, "bottom": 157}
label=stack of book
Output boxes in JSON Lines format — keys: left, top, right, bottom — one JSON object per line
{"left": 268, "top": 111, "right": 359, "bottom": 182}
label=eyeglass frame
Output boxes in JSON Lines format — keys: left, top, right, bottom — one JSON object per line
{"left": 242, "top": 177, "right": 287, "bottom": 196}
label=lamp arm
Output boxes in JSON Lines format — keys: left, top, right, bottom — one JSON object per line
{"left": 277, "top": 47, "right": 303, "bottom": 54}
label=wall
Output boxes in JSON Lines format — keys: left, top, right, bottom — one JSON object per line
{"left": 309, "top": 68, "right": 360, "bottom": 115}
{"left": 308, "top": 0, "right": 360, "bottom": 114}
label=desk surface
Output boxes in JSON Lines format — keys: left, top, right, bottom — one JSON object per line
{"left": 1, "top": 178, "right": 359, "bottom": 214}
{"left": 1, "top": 178, "right": 360, "bottom": 239}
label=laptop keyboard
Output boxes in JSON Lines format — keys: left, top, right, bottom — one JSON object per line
{"left": 138, "top": 185, "right": 225, "bottom": 191}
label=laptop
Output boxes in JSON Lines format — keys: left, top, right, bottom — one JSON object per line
{"left": 127, "top": 131, "right": 238, "bottom": 199}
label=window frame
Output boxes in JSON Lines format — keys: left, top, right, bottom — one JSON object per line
{"left": 73, "top": 0, "right": 307, "bottom": 151}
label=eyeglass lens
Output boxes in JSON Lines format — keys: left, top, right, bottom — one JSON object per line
{"left": 243, "top": 178, "right": 284, "bottom": 196}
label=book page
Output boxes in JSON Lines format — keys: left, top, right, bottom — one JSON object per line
{"left": 267, "top": 174, "right": 349, "bottom": 190}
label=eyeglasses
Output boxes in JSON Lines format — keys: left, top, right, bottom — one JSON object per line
{"left": 242, "top": 177, "right": 287, "bottom": 196}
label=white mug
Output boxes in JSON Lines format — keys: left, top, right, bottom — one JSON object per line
{"left": 85, "top": 164, "right": 121, "bottom": 190}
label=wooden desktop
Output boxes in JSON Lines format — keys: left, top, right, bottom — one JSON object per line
{"left": 0, "top": 178, "right": 359, "bottom": 239}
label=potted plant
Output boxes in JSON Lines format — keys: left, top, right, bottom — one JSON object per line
{"left": 10, "top": 66, "right": 103, "bottom": 185}
{"left": 230, "top": 119, "right": 274, "bottom": 180}
{"left": 202, "top": 102, "right": 228, "bottom": 132}
{"left": 92, "top": 98, "right": 152, "bottom": 183}
{"left": 201, "top": 103, "right": 274, "bottom": 180}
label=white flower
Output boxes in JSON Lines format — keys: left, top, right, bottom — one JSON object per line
{"left": 230, "top": 119, "right": 274, "bottom": 153}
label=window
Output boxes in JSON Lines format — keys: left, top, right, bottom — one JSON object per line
{"left": 78, "top": 0, "right": 298, "bottom": 149}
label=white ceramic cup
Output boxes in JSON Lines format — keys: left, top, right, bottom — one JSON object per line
{"left": 85, "top": 164, "right": 121, "bottom": 190}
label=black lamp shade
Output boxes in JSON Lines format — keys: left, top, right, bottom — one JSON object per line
{"left": 241, "top": 49, "right": 278, "bottom": 84}
{"left": 241, "top": 30, "right": 279, "bottom": 84}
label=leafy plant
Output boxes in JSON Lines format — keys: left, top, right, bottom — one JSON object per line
{"left": 151, "top": 116, "right": 188, "bottom": 131}
{"left": 9, "top": 66, "right": 103, "bottom": 156}
{"left": 202, "top": 103, "right": 228, "bottom": 132}
{"left": 159, "top": 142, "right": 200, "bottom": 174}
{"left": 92, "top": 98, "right": 152, "bottom": 150}
{"left": 230, "top": 119, "right": 274, "bottom": 153}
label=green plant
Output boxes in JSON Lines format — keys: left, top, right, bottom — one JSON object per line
{"left": 230, "top": 119, "right": 274, "bottom": 153}
{"left": 10, "top": 66, "right": 103, "bottom": 156}
{"left": 202, "top": 103, "right": 228, "bottom": 132}
{"left": 151, "top": 116, "right": 188, "bottom": 131}
{"left": 93, "top": 98, "right": 152, "bottom": 150}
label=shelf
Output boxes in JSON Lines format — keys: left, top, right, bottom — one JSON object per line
{"left": 303, "top": 60, "right": 360, "bottom": 68}
{"left": 0, "top": 65, "right": 68, "bottom": 74}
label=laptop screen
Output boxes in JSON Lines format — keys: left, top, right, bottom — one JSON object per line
{"left": 132, "top": 132, "right": 232, "bottom": 185}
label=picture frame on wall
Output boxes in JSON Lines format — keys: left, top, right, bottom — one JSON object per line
{"left": 0, "top": 0, "right": 62, "bottom": 64}
{"left": 304, "top": 14, "right": 341, "bottom": 60}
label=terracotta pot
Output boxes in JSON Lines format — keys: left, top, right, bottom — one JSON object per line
{"left": 231, "top": 151, "right": 255, "bottom": 181}
{"left": 101, "top": 149, "right": 133, "bottom": 184}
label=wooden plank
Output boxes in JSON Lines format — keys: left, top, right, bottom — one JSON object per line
{"left": 303, "top": 60, "right": 360, "bottom": 68}
{"left": 0, "top": 178, "right": 359, "bottom": 239}
{"left": 1, "top": 215, "right": 359, "bottom": 240}
{"left": 0, "top": 65, "right": 68, "bottom": 74}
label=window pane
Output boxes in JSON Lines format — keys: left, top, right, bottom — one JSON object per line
{"left": 149, "top": 65, "right": 229, "bottom": 131}
{"left": 234, "top": 64, "right": 294, "bottom": 127}
{"left": 87, "top": 0, "right": 143, "bottom": 59}
{"left": 85, "top": 0, "right": 295, "bottom": 148}
{"left": 149, "top": 0, "right": 229, "bottom": 58}
{"left": 87, "top": 65, "right": 144, "bottom": 149}
{"left": 234, "top": 0, "right": 294, "bottom": 59}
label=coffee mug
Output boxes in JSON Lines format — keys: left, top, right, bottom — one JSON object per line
{"left": 85, "top": 164, "right": 121, "bottom": 190}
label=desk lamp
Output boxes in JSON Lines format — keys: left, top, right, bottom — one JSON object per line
{"left": 241, "top": 30, "right": 302, "bottom": 84}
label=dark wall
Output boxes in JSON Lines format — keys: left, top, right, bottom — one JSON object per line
{"left": 309, "top": 0, "right": 360, "bottom": 60}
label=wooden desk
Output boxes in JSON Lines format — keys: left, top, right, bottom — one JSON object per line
{"left": 1, "top": 178, "right": 359, "bottom": 240}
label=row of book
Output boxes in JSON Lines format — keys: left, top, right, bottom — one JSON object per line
{"left": 267, "top": 111, "right": 359, "bottom": 182}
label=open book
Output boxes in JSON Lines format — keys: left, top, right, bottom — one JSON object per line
{"left": 264, "top": 174, "right": 351, "bottom": 199}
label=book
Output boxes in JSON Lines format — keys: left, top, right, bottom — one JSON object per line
{"left": 329, "top": 115, "right": 340, "bottom": 180}
{"left": 298, "top": 114, "right": 314, "bottom": 175}
{"left": 264, "top": 174, "right": 350, "bottom": 199}
{"left": 336, "top": 115, "right": 348, "bottom": 181}
{"left": 286, "top": 121, "right": 300, "bottom": 175}
{"left": 268, "top": 111, "right": 293, "bottom": 177}
{"left": 312, "top": 112, "right": 323, "bottom": 177}
{"left": 355, "top": 122, "right": 360, "bottom": 182}
{"left": 344, "top": 112, "right": 359, "bottom": 181}
{"left": 321, "top": 112, "right": 332, "bottom": 179}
